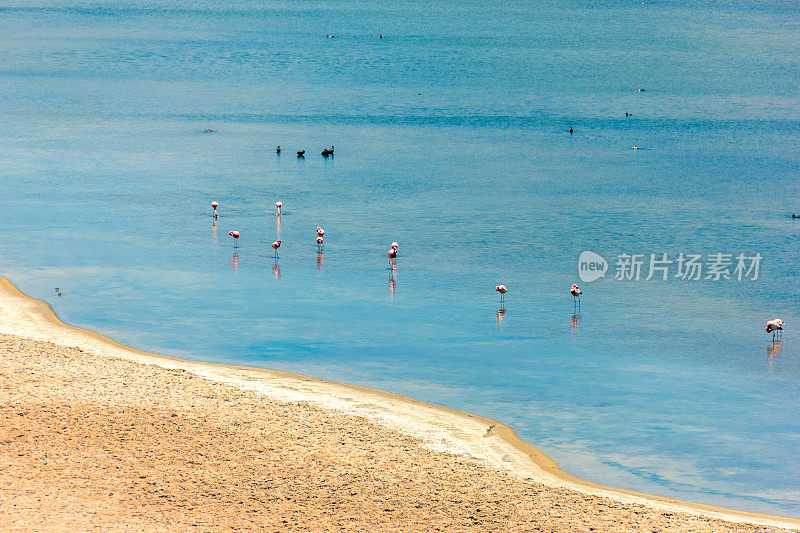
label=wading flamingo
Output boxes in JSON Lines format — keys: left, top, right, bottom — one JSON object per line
{"left": 211, "top": 201, "right": 218, "bottom": 218}
{"left": 275, "top": 201, "right": 283, "bottom": 216}
{"left": 316, "top": 227, "right": 325, "bottom": 238}
{"left": 228, "top": 230, "right": 239, "bottom": 247}
{"left": 496, "top": 285, "right": 507, "bottom": 305}
{"left": 570, "top": 284, "right": 582, "bottom": 306}
{"left": 316, "top": 236, "right": 324, "bottom": 250}
{"left": 766, "top": 319, "right": 785, "bottom": 340}
{"left": 272, "top": 239, "right": 281, "bottom": 259}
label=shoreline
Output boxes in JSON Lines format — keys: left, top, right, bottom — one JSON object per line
{"left": 0, "top": 275, "right": 798, "bottom": 530}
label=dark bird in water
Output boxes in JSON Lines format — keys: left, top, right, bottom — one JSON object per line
{"left": 638, "top": 88, "right": 646, "bottom": 92}
{"left": 204, "top": 129, "right": 213, "bottom": 133}
{"left": 625, "top": 112, "right": 632, "bottom": 117}
{"left": 276, "top": 146, "right": 281, "bottom": 154}
{"left": 54, "top": 288, "right": 62, "bottom": 297}
{"left": 297, "top": 150, "right": 305, "bottom": 158}
{"left": 569, "top": 127, "right": 573, "bottom": 134}
{"left": 322, "top": 145, "right": 334, "bottom": 157}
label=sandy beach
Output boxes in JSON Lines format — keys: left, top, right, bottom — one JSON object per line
{"left": 0, "top": 276, "right": 797, "bottom": 532}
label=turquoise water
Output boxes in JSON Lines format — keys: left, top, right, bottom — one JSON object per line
{"left": 1, "top": 0, "right": 800, "bottom": 517}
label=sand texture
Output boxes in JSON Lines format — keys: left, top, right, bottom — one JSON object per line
{"left": 0, "top": 333, "right": 795, "bottom": 532}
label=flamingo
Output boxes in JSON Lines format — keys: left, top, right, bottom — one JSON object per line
{"left": 570, "top": 284, "right": 582, "bottom": 306}
{"left": 388, "top": 247, "right": 397, "bottom": 269}
{"left": 211, "top": 201, "right": 218, "bottom": 218}
{"left": 766, "top": 319, "right": 785, "bottom": 340}
{"left": 316, "top": 227, "right": 325, "bottom": 238}
{"left": 391, "top": 242, "right": 398, "bottom": 252}
{"left": 496, "top": 285, "right": 507, "bottom": 305}
{"left": 275, "top": 201, "right": 282, "bottom": 216}
{"left": 316, "top": 236, "right": 324, "bottom": 250}
{"left": 272, "top": 239, "right": 281, "bottom": 259}
{"left": 228, "top": 230, "right": 239, "bottom": 247}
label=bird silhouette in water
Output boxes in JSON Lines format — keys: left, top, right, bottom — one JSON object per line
{"left": 54, "top": 288, "right": 62, "bottom": 297}
{"left": 297, "top": 150, "right": 305, "bottom": 158}
{"left": 276, "top": 146, "right": 281, "bottom": 154}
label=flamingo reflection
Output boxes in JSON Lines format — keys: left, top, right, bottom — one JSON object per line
{"left": 389, "top": 269, "right": 397, "bottom": 299}
{"left": 767, "top": 340, "right": 782, "bottom": 362}
{"left": 495, "top": 308, "right": 506, "bottom": 327}
{"left": 276, "top": 214, "right": 282, "bottom": 237}
{"left": 571, "top": 313, "right": 580, "bottom": 335}
{"left": 229, "top": 252, "right": 239, "bottom": 270}
{"left": 273, "top": 263, "right": 281, "bottom": 278}
{"left": 211, "top": 219, "right": 217, "bottom": 241}
{"left": 317, "top": 250, "right": 324, "bottom": 270}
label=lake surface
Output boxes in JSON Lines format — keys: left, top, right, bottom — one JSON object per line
{"left": 1, "top": 0, "right": 799, "bottom": 517}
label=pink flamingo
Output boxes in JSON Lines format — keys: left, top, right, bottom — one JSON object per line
{"left": 228, "top": 230, "right": 239, "bottom": 247}
{"left": 570, "top": 284, "right": 582, "bottom": 307}
{"left": 316, "top": 236, "right": 324, "bottom": 251}
{"left": 766, "top": 319, "right": 785, "bottom": 340}
{"left": 275, "top": 201, "right": 283, "bottom": 216}
{"left": 495, "top": 285, "right": 507, "bottom": 305}
{"left": 211, "top": 201, "right": 218, "bottom": 218}
{"left": 387, "top": 247, "right": 397, "bottom": 269}
{"left": 391, "top": 242, "right": 398, "bottom": 252}
{"left": 316, "top": 226, "right": 325, "bottom": 238}
{"left": 272, "top": 239, "right": 281, "bottom": 259}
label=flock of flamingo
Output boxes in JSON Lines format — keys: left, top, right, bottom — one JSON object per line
{"left": 210, "top": 200, "right": 785, "bottom": 341}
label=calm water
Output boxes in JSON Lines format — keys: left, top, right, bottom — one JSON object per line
{"left": 1, "top": 0, "right": 800, "bottom": 517}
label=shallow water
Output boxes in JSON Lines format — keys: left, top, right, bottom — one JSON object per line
{"left": 1, "top": 0, "right": 800, "bottom": 516}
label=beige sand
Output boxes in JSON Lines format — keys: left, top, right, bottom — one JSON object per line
{"left": 0, "top": 276, "right": 797, "bottom": 531}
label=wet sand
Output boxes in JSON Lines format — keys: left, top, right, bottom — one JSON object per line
{"left": 0, "top": 276, "right": 798, "bottom": 531}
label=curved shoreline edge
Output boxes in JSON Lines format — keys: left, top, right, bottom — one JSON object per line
{"left": 0, "top": 275, "right": 797, "bottom": 530}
